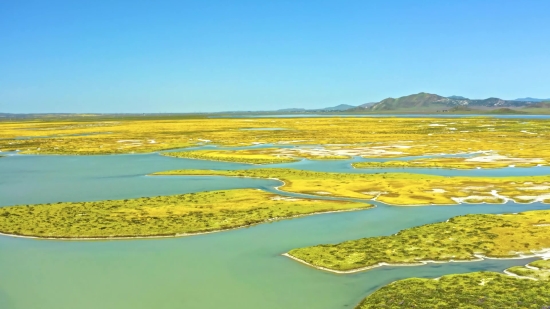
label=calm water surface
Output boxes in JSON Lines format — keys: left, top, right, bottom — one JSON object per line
{"left": 1, "top": 154, "right": 549, "bottom": 309}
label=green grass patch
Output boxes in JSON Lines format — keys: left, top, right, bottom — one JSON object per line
{"left": 531, "top": 259, "right": 550, "bottom": 270}
{"left": 287, "top": 210, "right": 550, "bottom": 271}
{"left": 357, "top": 271, "right": 550, "bottom": 308}
{"left": 0, "top": 189, "right": 371, "bottom": 239}
{"left": 507, "top": 260, "right": 550, "bottom": 280}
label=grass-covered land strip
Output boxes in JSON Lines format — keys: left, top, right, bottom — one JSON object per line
{"left": 531, "top": 259, "right": 550, "bottom": 269}
{"left": 155, "top": 168, "right": 550, "bottom": 205}
{"left": 162, "top": 149, "right": 298, "bottom": 164}
{"left": 507, "top": 259, "right": 550, "bottom": 280}
{"left": 356, "top": 271, "right": 550, "bottom": 309}
{"left": 0, "top": 189, "right": 371, "bottom": 239}
{"left": 162, "top": 148, "right": 351, "bottom": 164}
{"left": 353, "top": 156, "right": 545, "bottom": 170}
{"left": 300, "top": 154, "right": 351, "bottom": 160}
{"left": 287, "top": 210, "right": 550, "bottom": 272}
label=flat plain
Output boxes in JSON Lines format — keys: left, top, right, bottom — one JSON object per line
{"left": 2, "top": 117, "right": 550, "bottom": 170}
{"left": 2, "top": 115, "right": 550, "bottom": 309}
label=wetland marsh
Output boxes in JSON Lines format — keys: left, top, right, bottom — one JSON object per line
{"left": 1, "top": 116, "right": 550, "bottom": 309}
{"left": 287, "top": 210, "right": 550, "bottom": 272}
{"left": 6, "top": 1, "right": 550, "bottom": 306}
{"left": 0, "top": 189, "right": 369, "bottom": 239}
{"left": 2, "top": 117, "right": 550, "bottom": 167}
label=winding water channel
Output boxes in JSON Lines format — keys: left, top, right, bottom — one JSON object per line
{"left": 1, "top": 152, "right": 549, "bottom": 309}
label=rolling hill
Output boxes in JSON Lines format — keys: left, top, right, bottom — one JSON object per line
{"left": 358, "top": 93, "right": 543, "bottom": 112}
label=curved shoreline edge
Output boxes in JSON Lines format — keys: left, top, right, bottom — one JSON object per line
{"left": 282, "top": 249, "right": 550, "bottom": 274}
{"left": 0, "top": 207, "right": 372, "bottom": 241}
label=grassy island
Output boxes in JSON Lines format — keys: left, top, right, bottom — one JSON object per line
{"left": 163, "top": 149, "right": 298, "bottom": 164}
{"left": 357, "top": 270, "right": 550, "bottom": 308}
{"left": 287, "top": 210, "right": 550, "bottom": 272}
{"left": 0, "top": 189, "right": 371, "bottom": 239}
{"left": 155, "top": 168, "right": 550, "bottom": 205}
{"left": 353, "top": 156, "right": 546, "bottom": 170}
{"left": 163, "top": 148, "right": 352, "bottom": 164}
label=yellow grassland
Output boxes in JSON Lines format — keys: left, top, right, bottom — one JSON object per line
{"left": 353, "top": 156, "right": 545, "bottom": 169}
{"left": 162, "top": 148, "right": 352, "bottom": 164}
{"left": 0, "top": 189, "right": 371, "bottom": 239}
{"left": 155, "top": 168, "right": 550, "bottom": 205}
{"left": 1, "top": 118, "right": 549, "bottom": 168}
{"left": 163, "top": 149, "right": 299, "bottom": 164}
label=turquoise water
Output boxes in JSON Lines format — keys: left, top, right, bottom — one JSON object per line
{"left": 1, "top": 153, "right": 549, "bottom": 309}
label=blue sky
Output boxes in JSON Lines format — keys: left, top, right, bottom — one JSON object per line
{"left": 1, "top": 0, "right": 549, "bottom": 113}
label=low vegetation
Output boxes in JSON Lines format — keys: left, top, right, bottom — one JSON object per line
{"left": 531, "top": 259, "right": 550, "bottom": 270}
{"left": 156, "top": 168, "right": 550, "bottom": 205}
{"left": 353, "top": 156, "right": 545, "bottom": 169}
{"left": 162, "top": 147, "right": 353, "bottom": 164}
{"left": 0, "top": 189, "right": 371, "bottom": 239}
{"left": 2, "top": 118, "right": 550, "bottom": 167}
{"left": 287, "top": 210, "right": 550, "bottom": 272}
{"left": 295, "top": 153, "right": 351, "bottom": 160}
{"left": 507, "top": 259, "right": 550, "bottom": 280}
{"left": 357, "top": 271, "right": 550, "bottom": 309}
{"left": 163, "top": 149, "right": 298, "bottom": 164}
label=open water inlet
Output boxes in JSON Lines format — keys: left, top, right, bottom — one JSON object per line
{"left": 1, "top": 153, "right": 549, "bottom": 309}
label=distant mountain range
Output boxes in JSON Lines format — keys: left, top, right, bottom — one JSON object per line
{"left": 3, "top": 94, "right": 549, "bottom": 117}
{"left": 513, "top": 97, "right": 550, "bottom": 102}
{"left": 277, "top": 104, "right": 356, "bottom": 112}
{"left": 277, "top": 93, "right": 550, "bottom": 113}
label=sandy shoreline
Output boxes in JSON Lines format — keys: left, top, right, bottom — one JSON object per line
{"left": 283, "top": 249, "right": 550, "bottom": 274}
